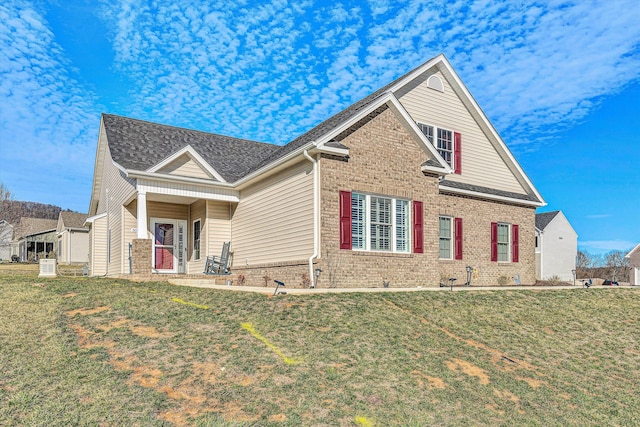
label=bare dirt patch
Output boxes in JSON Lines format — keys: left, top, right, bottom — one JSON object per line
{"left": 438, "top": 326, "right": 541, "bottom": 374}
{"left": 129, "top": 325, "right": 169, "bottom": 338}
{"left": 269, "top": 413, "right": 287, "bottom": 422}
{"left": 516, "top": 376, "right": 546, "bottom": 389}
{"left": 66, "top": 306, "right": 111, "bottom": 317}
{"left": 62, "top": 292, "right": 78, "bottom": 298}
{"left": 446, "top": 358, "right": 490, "bottom": 385}
{"left": 411, "top": 370, "right": 447, "bottom": 389}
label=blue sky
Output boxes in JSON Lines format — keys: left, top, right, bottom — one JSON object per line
{"left": 0, "top": 0, "right": 638, "bottom": 254}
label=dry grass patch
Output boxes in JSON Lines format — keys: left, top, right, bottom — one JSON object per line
{"left": 1, "top": 266, "right": 639, "bottom": 426}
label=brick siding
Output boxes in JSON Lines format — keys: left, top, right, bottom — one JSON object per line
{"left": 317, "top": 107, "right": 536, "bottom": 287}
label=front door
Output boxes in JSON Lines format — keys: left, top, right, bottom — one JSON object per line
{"left": 151, "top": 219, "right": 186, "bottom": 273}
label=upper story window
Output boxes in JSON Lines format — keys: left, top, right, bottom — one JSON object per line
{"left": 417, "top": 123, "right": 460, "bottom": 173}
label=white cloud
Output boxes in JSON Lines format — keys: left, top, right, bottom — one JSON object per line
{"left": 586, "top": 214, "right": 612, "bottom": 219}
{"left": 93, "top": 0, "right": 640, "bottom": 151}
{"left": 579, "top": 240, "right": 637, "bottom": 253}
{"left": 0, "top": 0, "right": 99, "bottom": 211}
{"left": 3, "top": 0, "right": 639, "bottom": 214}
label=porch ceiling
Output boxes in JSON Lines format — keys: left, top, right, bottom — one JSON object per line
{"left": 145, "top": 193, "right": 199, "bottom": 205}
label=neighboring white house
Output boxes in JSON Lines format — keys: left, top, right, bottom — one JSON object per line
{"left": 535, "top": 211, "right": 578, "bottom": 282}
{"left": 0, "top": 220, "right": 13, "bottom": 261}
{"left": 626, "top": 243, "right": 640, "bottom": 286}
{"left": 56, "top": 212, "right": 89, "bottom": 264}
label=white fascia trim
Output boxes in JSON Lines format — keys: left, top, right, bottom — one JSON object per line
{"left": 85, "top": 212, "right": 107, "bottom": 224}
{"left": 626, "top": 243, "right": 640, "bottom": 258}
{"left": 386, "top": 95, "right": 453, "bottom": 174}
{"left": 440, "top": 185, "right": 545, "bottom": 207}
{"left": 146, "top": 145, "right": 226, "bottom": 183}
{"left": 388, "top": 54, "right": 446, "bottom": 94}
{"left": 311, "top": 92, "right": 451, "bottom": 173}
{"left": 236, "top": 97, "right": 397, "bottom": 187}
{"left": 127, "top": 170, "right": 235, "bottom": 188}
{"left": 421, "top": 165, "right": 449, "bottom": 175}
{"left": 88, "top": 119, "right": 107, "bottom": 216}
{"left": 237, "top": 89, "right": 451, "bottom": 188}
{"left": 388, "top": 54, "right": 546, "bottom": 205}
{"left": 315, "top": 145, "right": 350, "bottom": 157}
{"left": 112, "top": 159, "right": 128, "bottom": 175}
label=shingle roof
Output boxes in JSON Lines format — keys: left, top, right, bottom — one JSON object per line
{"left": 13, "top": 217, "right": 57, "bottom": 239}
{"left": 535, "top": 211, "right": 560, "bottom": 230}
{"left": 103, "top": 115, "right": 280, "bottom": 183}
{"left": 101, "top": 55, "right": 541, "bottom": 206}
{"left": 103, "top": 57, "right": 438, "bottom": 182}
{"left": 440, "top": 180, "right": 542, "bottom": 203}
{"left": 60, "top": 212, "right": 88, "bottom": 229}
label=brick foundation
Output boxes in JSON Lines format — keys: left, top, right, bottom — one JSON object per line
{"left": 230, "top": 260, "right": 317, "bottom": 288}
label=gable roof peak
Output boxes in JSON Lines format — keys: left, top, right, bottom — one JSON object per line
{"left": 536, "top": 210, "right": 561, "bottom": 230}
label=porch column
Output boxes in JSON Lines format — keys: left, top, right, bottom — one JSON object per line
{"left": 137, "top": 191, "right": 148, "bottom": 238}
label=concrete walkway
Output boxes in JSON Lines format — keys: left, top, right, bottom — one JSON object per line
{"left": 169, "top": 279, "right": 636, "bottom": 295}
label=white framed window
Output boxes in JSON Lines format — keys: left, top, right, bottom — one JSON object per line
{"left": 193, "top": 219, "right": 201, "bottom": 261}
{"left": 497, "top": 222, "right": 510, "bottom": 262}
{"left": 417, "top": 123, "right": 454, "bottom": 167}
{"left": 351, "top": 193, "right": 410, "bottom": 253}
{"left": 439, "top": 216, "right": 452, "bottom": 259}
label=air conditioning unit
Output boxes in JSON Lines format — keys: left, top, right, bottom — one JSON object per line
{"left": 39, "top": 259, "right": 57, "bottom": 277}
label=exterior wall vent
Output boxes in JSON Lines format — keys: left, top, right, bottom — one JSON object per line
{"left": 427, "top": 75, "right": 444, "bottom": 92}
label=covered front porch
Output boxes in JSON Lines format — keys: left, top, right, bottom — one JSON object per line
{"left": 126, "top": 179, "right": 238, "bottom": 277}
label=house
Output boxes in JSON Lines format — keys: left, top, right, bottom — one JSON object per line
{"left": 86, "top": 54, "right": 545, "bottom": 287}
{"left": 0, "top": 220, "right": 13, "bottom": 261}
{"left": 535, "top": 211, "right": 578, "bottom": 282}
{"left": 56, "top": 211, "right": 89, "bottom": 264}
{"left": 11, "top": 217, "right": 58, "bottom": 262}
{"left": 626, "top": 244, "right": 640, "bottom": 286}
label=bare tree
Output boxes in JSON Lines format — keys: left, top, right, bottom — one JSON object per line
{"left": 576, "top": 250, "right": 590, "bottom": 279}
{"left": 0, "top": 183, "right": 13, "bottom": 220}
{"left": 605, "top": 250, "right": 631, "bottom": 282}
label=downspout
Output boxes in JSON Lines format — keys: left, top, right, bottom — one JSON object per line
{"left": 303, "top": 150, "right": 319, "bottom": 288}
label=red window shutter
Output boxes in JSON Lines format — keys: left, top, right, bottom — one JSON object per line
{"left": 491, "top": 222, "right": 498, "bottom": 262}
{"left": 454, "top": 217, "right": 463, "bottom": 260}
{"left": 339, "top": 191, "right": 352, "bottom": 250}
{"left": 454, "top": 132, "right": 462, "bottom": 174}
{"left": 512, "top": 224, "right": 519, "bottom": 263}
{"left": 413, "top": 201, "right": 424, "bottom": 253}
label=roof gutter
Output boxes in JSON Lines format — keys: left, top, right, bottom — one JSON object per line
{"left": 303, "top": 149, "right": 319, "bottom": 288}
{"left": 126, "top": 170, "right": 236, "bottom": 188}
{"left": 439, "top": 185, "right": 546, "bottom": 207}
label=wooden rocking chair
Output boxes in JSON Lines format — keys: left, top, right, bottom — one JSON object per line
{"left": 203, "top": 242, "right": 231, "bottom": 275}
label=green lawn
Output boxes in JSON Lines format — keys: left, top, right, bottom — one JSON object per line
{"left": 1, "top": 265, "right": 638, "bottom": 426}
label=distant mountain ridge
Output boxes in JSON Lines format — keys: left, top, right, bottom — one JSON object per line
{"left": 0, "top": 200, "right": 71, "bottom": 225}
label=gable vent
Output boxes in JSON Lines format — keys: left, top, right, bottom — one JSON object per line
{"left": 427, "top": 75, "right": 444, "bottom": 92}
